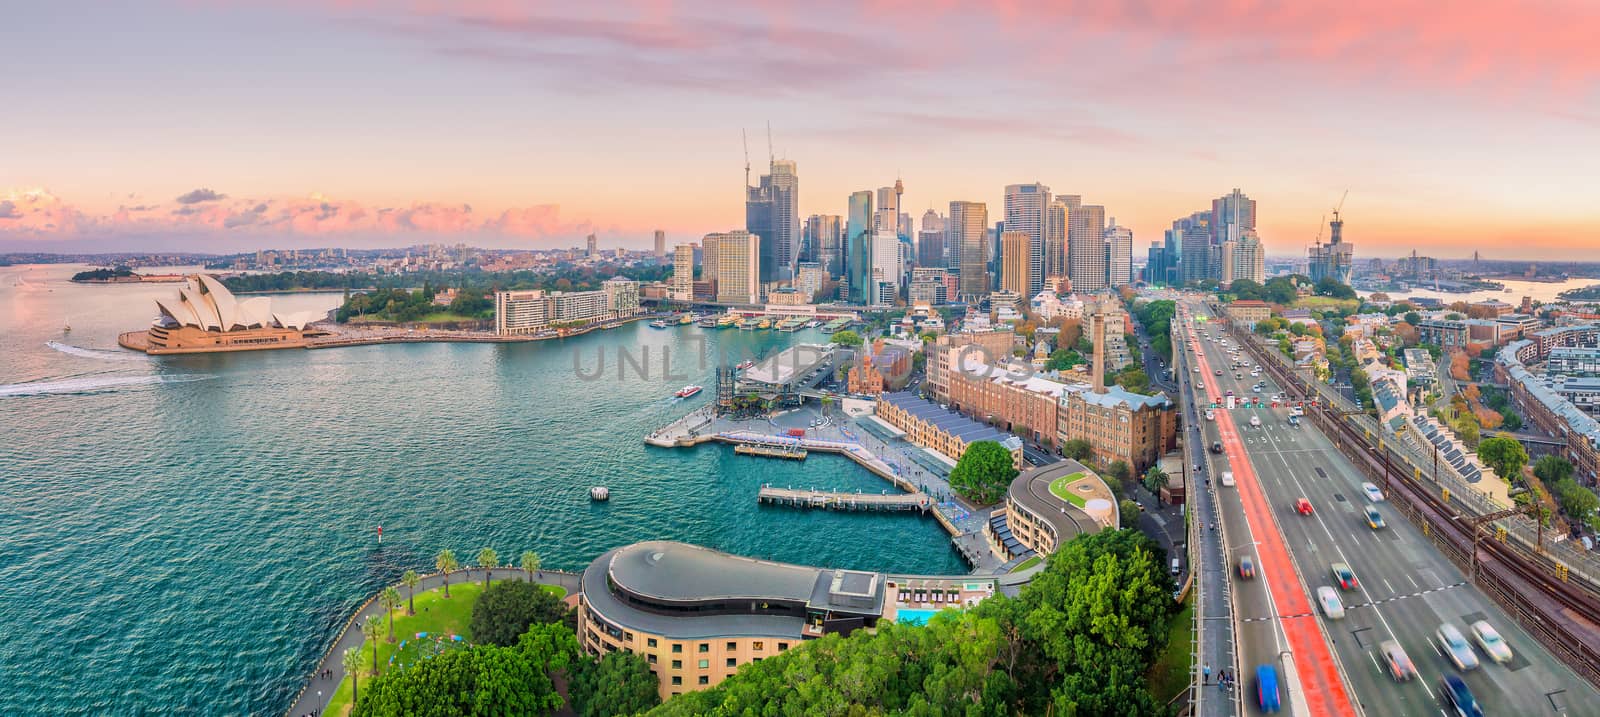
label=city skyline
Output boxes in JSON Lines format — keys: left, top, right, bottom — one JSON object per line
{"left": 4, "top": 1, "right": 1600, "bottom": 259}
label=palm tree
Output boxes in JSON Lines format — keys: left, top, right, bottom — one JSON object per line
{"left": 520, "top": 550, "right": 541, "bottom": 582}
{"left": 380, "top": 587, "right": 402, "bottom": 643}
{"left": 401, "top": 569, "right": 420, "bottom": 616}
{"left": 342, "top": 647, "right": 363, "bottom": 706}
{"left": 435, "top": 549, "right": 458, "bottom": 598}
{"left": 478, "top": 547, "right": 499, "bottom": 590}
{"left": 362, "top": 614, "right": 384, "bottom": 676}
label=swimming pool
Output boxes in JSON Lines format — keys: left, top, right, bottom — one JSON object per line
{"left": 894, "top": 607, "right": 954, "bottom": 625}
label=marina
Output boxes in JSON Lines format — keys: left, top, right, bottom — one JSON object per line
{"left": 758, "top": 486, "right": 932, "bottom": 512}
{"left": 735, "top": 443, "right": 807, "bottom": 459}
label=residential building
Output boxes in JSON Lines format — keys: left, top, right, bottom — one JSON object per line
{"left": 709, "top": 230, "right": 760, "bottom": 304}
{"left": 950, "top": 201, "right": 989, "bottom": 300}
{"left": 601, "top": 276, "right": 641, "bottom": 315}
{"left": 1229, "top": 229, "right": 1265, "bottom": 285}
{"left": 1068, "top": 204, "right": 1107, "bottom": 291}
{"left": 1418, "top": 319, "right": 1469, "bottom": 350}
{"left": 653, "top": 230, "right": 666, "bottom": 260}
{"left": 992, "top": 460, "right": 1115, "bottom": 561}
{"left": 671, "top": 244, "right": 696, "bottom": 301}
{"left": 1308, "top": 211, "right": 1354, "bottom": 285}
{"left": 586, "top": 233, "right": 598, "bottom": 256}
{"left": 549, "top": 290, "right": 610, "bottom": 323}
{"left": 1104, "top": 220, "right": 1133, "bottom": 288}
{"left": 494, "top": 290, "right": 550, "bottom": 335}
{"left": 1548, "top": 347, "right": 1600, "bottom": 376}
{"left": 999, "top": 230, "right": 1030, "bottom": 297}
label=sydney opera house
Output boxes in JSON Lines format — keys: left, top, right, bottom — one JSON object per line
{"left": 119, "top": 275, "right": 328, "bottom": 354}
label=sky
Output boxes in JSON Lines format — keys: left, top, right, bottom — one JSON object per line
{"left": 2, "top": 0, "right": 1599, "bottom": 259}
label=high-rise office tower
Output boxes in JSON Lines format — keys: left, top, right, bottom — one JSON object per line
{"left": 671, "top": 243, "right": 695, "bottom": 300}
{"left": 1210, "top": 188, "right": 1256, "bottom": 247}
{"left": 586, "top": 233, "right": 598, "bottom": 256}
{"left": 917, "top": 228, "right": 945, "bottom": 268}
{"left": 1104, "top": 220, "right": 1133, "bottom": 288}
{"left": 653, "top": 230, "right": 666, "bottom": 260}
{"left": 847, "top": 191, "right": 874, "bottom": 305}
{"left": 1004, "top": 183, "right": 1051, "bottom": 298}
{"left": 1069, "top": 203, "right": 1107, "bottom": 291}
{"left": 746, "top": 159, "right": 798, "bottom": 284}
{"left": 949, "top": 201, "right": 989, "bottom": 300}
{"left": 1045, "top": 199, "right": 1068, "bottom": 281}
{"left": 708, "top": 230, "right": 759, "bottom": 304}
{"left": 920, "top": 209, "right": 945, "bottom": 234}
{"left": 874, "top": 186, "right": 900, "bottom": 236}
{"left": 803, "top": 214, "right": 843, "bottom": 276}
{"left": 871, "top": 230, "right": 903, "bottom": 299}
{"left": 1178, "top": 212, "right": 1212, "bottom": 284}
{"left": 1000, "top": 230, "right": 1031, "bottom": 296}
{"left": 899, "top": 212, "right": 912, "bottom": 242}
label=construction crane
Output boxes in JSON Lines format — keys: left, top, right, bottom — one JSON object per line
{"left": 1332, "top": 189, "right": 1348, "bottom": 223}
{"left": 766, "top": 120, "right": 774, "bottom": 164}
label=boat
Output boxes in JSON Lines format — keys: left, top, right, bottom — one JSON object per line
{"left": 755, "top": 319, "right": 772, "bottom": 330}
{"left": 678, "top": 314, "right": 696, "bottom": 325}
{"left": 696, "top": 316, "right": 719, "bottom": 328}
{"left": 675, "top": 385, "right": 703, "bottom": 398}
{"left": 777, "top": 317, "right": 807, "bottom": 332}
{"left": 736, "top": 360, "right": 755, "bottom": 370}
{"left": 649, "top": 320, "right": 671, "bottom": 329}
{"left": 804, "top": 320, "right": 820, "bottom": 329}
{"left": 589, "top": 486, "right": 610, "bottom": 501}
{"left": 716, "top": 314, "right": 740, "bottom": 329}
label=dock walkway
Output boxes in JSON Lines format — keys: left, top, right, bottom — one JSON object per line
{"left": 758, "top": 486, "right": 932, "bottom": 512}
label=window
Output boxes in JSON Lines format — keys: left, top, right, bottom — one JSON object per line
{"left": 699, "top": 676, "right": 710, "bottom": 685}
{"left": 671, "top": 676, "right": 682, "bottom": 686}
{"left": 753, "top": 641, "right": 764, "bottom": 650}
{"left": 726, "top": 658, "right": 737, "bottom": 667}
{"left": 698, "top": 643, "right": 709, "bottom": 653}
{"left": 648, "top": 654, "right": 657, "bottom": 664}
{"left": 623, "top": 631, "right": 634, "bottom": 642}
{"left": 671, "top": 659, "right": 682, "bottom": 669}
{"left": 725, "top": 641, "right": 737, "bottom": 651}
{"left": 698, "top": 659, "right": 709, "bottom": 669}
{"left": 647, "top": 638, "right": 657, "bottom": 648}
{"left": 672, "top": 644, "right": 682, "bottom": 653}
{"left": 778, "top": 642, "right": 789, "bottom": 651}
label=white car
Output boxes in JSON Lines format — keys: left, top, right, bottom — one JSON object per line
{"left": 1361, "top": 482, "right": 1384, "bottom": 502}
{"left": 1316, "top": 586, "right": 1345, "bottom": 619}
{"left": 1193, "top": 367, "right": 1202, "bottom": 374}
{"left": 1249, "top": 416, "right": 1261, "bottom": 427}
{"left": 1470, "top": 621, "right": 1513, "bottom": 663}
{"left": 1204, "top": 409, "right": 1215, "bottom": 421}
{"left": 1437, "top": 623, "right": 1480, "bottom": 671}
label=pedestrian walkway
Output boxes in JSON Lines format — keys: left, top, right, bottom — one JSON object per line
{"left": 283, "top": 567, "right": 580, "bottom": 717}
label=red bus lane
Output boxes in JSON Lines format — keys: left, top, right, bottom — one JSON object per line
{"left": 1192, "top": 326, "right": 1356, "bottom": 716}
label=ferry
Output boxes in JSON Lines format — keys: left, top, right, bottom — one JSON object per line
{"left": 675, "top": 385, "right": 703, "bottom": 398}
{"left": 696, "top": 315, "right": 719, "bottom": 328}
{"left": 649, "top": 319, "right": 671, "bottom": 329}
{"left": 736, "top": 360, "right": 756, "bottom": 370}
{"left": 804, "top": 320, "right": 820, "bottom": 329}
{"left": 678, "top": 314, "right": 696, "bottom": 325}
{"left": 777, "top": 316, "right": 807, "bottom": 332}
{"left": 755, "top": 318, "right": 772, "bottom": 330}
{"left": 716, "top": 314, "right": 740, "bottom": 329}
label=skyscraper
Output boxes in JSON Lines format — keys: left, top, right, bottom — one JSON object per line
{"left": 1104, "top": 220, "right": 1133, "bottom": 288}
{"left": 949, "top": 201, "right": 989, "bottom": 300}
{"left": 803, "top": 214, "right": 843, "bottom": 276}
{"left": 917, "top": 228, "right": 945, "bottom": 268}
{"left": 1210, "top": 188, "right": 1256, "bottom": 247}
{"left": 847, "top": 191, "right": 874, "bottom": 305}
{"left": 874, "top": 185, "right": 900, "bottom": 236}
{"left": 708, "top": 230, "right": 759, "bottom": 304}
{"left": 1229, "top": 229, "right": 1266, "bottom": 285}
{"left": 653, "top": 230, "right": 666, "bottom": 260}
{"left": 1004, "top": 183, "right": 1050, "bottom": 298}
{"left": 769, "top": 159, "right": 799, "bottom": 279}
{"left": 871, "top": 230, "right": 902, "bottom": 300}
{"left": 1309, "top": 211, "right": 1354, "bottom": 284}
{"left": 586, "top": 233, "right": 598, "bottom": 257}
{"left": 1000, "top": 230, "right": 1030, "bottom": 296}
{"left": 1069, "top": 204, "right": 1107, "bottom": 292}
{"left": 1178, "top": 212, "right": 1213, "bottom": 284}
{"left": 671, "top": 243, "right": 695, "bottom": 300}
{"left": 1045, "top": 199, "right": 1068, "bottom": 281}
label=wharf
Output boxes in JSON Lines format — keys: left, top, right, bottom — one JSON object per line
{"left": 735, "top": 443, "right": 807, "bottom": 460}
{"left": 758, "top": 486, "right": 931, "bottom": 512}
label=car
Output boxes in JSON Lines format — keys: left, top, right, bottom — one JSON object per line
{"left": 1316, "top": 586, "right": 1345, "bottom": 619}
{"left": 1380, "top": 640, "right": 1416, "bottom": 681}
{"left": 1288, "top": 415, "right": 1301, "bottom": 427}
{"left": 1211, "top": 441, "right": 1224, "bottom": 454}
{"left": 1296, "top": 498, "right": 1314, "bottom": 515}
{"left": 1204, "top": 409, "right": 1215, "bottom": 421}
{"left": 1470, "top": 621, "right": 1512, "bottom": 663}
{"left": 1362, "top": 482, "right": 1385, "bottom": 502}
{"left": 1437, "top": 622, "right": 1480, "bottom": 671}
{"left": 1256, "top": 664, "right": 1282, "bottom": 713}
{"left": 1332, "top": 562, "right": 1358, "bottom": 590}
{"left": 1249, "top": 416, "right": 1262, "bottom": 427}
{"left": 1238, "top": 556, "right": 1256, "bottom": 579}
{"left": 1197, "top": 381, "right": 1205, "bottom": 390}
{"left": 1215, "top": 369, "right": 1223, "bottom": 376}
{"left": 1365, "top": 506, "right": 1386, "bottom": 530}
{"left": 1252, "top": 385, "right": 1262, "bottom": 393}
{"left": 1441, "top": 674, "right": 1485, "bottom": 717}
{"left": 1290, "top": 406, "right": 1304, "bottom": 416}
{"left": 1220, "top": 471, "right": 1236, "bottom": 487}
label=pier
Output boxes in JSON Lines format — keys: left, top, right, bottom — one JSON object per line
{"left": 735, "top": 443, "right": 807, "bottom": 459}
{"left": 758, "top": 486, "right": 932, "bottom": 513}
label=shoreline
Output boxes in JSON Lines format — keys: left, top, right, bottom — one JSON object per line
{"left": 118, "top": 313, "right": 660, "bottom": 355}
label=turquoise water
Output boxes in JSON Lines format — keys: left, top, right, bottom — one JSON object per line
{"left": 0, "top": 264, "right": 963, "bottom": 715}
{"left": 891, "top": 607, "right": 964, "bottom": 625}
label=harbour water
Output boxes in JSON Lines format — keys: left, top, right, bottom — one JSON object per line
{"left": 0, "top": 264, "right": 962, "bottom": 715}
{"left": 1375, "top": 276, "right": 1599, "bottom": 305}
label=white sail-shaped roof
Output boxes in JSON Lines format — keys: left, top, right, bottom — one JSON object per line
{"left": 153, "top": 274, "right": 315, "bottom": 333}
{"left": 237, "top": 297, "right": 273, "bottom": 329}
{"left": 197, "top": 275, "right": 242, "bottom": 330}
{"left": 179, "top": 283, "right": 222, "bottom": 331}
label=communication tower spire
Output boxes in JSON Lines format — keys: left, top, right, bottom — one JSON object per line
{"left": 742, "top": 129, "right": 750, "bottom": 189}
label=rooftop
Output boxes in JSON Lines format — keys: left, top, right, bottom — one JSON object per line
{"left": 879, "top": 391, "right": 1024, "bottom": 450}
{"left": 743, "top": 344, "right": 833, "bottom": 386}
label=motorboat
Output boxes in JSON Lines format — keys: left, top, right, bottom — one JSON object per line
{"left": 589, "top": 486, "right": 610, "bottom": 501}
{"left": 675, "top": 385, "right": 703, "bottom": 398}
{"left": 736, "top": 360, "right": 755, "bottom": 370}
{"left": 649, "top": 320, "right": 671, "bottom": 329}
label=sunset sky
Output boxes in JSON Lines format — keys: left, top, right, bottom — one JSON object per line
{"left": 3, "top": 0, "right": 1599, "bottom": 259}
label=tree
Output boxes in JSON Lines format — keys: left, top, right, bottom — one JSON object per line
{"left": 1314, "top": 276, "right": 1356, "bottom": 299}
{"left": 1142, "top": 466, "right": 1168, "bottom": 496}
{"left": 949, "top": 440, "right": 1020, "bottom": 505}
{"left": 1118, "top": 499, "right": 1141, "bottom": 527}
{"left": 470, "top": 579, "right": 572, "bottom": 647}
{"left": 362, "top": 614, "right": 384, "bottom": 676}
{"left": 1403, "top": 311, "right": 1421, "bottom": 326}
{"left": 569, "top": 650, "right": 662, "bottom": 716}
{"left": 1106, "top": 460, "right": 1131, "bottom": 483}
{"left": 354, "top": 624, "right": 578, "bottom": 717}
{"left": 1061, "top": 439, "right": 1092, "bottom": 461}
{"left": 435, "top": 549, "right": 459, "bottom": 598}
{"left": 521, "top": 550, "right": 541, "bottom": 581}
{"left": 380, "top": 587, "right": 402, "bottom": 643}
{"left": 1534, "top": 455, "right": 1575, "bottom": 486}
{"left": 1478, "top": 435, "right": 1529, "bottom": 482}
{"left": 1554, "top": 478, "right": 1600, "bottom": 526}
{"left": 831, "top": 330, "right": 864, "bottom": 347}
{"left": 401, "top": 570, "right": 419, "bottom": 616}
{"left": 1114, "top": 366, "right": 1151, "bottom": 394}
{"left": 478, "top": 547, "right": 499, "bottom": 590}
{"left": 1044, "top": 348, "right": 1082, "bottom": 372}
{"left": 342, "top": 647, "right": 363, "bottom": 706}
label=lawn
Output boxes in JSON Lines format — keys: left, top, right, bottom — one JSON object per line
{"left": 322, "top": 579, "right": 568, "bottom": 716}
{"left": 1048, "top": 472, "right": 1089, "bottom": 507}
{"left": 1293, "top": 296, "right": 1360, "bottom": 313}
{"left": 1009, "top": 555, "right": 1042, "bottom": 573}
{"left": 1146, "top": 598, "right": 1195, "bottom": 704}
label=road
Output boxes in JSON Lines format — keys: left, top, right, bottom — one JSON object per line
{"left": 1179, "top": 296, "right": 1600, "bottom": 717}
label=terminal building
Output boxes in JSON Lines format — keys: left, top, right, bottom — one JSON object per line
{"left": 576, "top": 541, "right": 884, "bottom": 700}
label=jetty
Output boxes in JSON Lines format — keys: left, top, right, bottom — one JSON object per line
{"left": 758, "top": 486, "right": 932, "bottom": 513}
{"left": 735, "top": 443, "right": 807, "bottom": 460}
